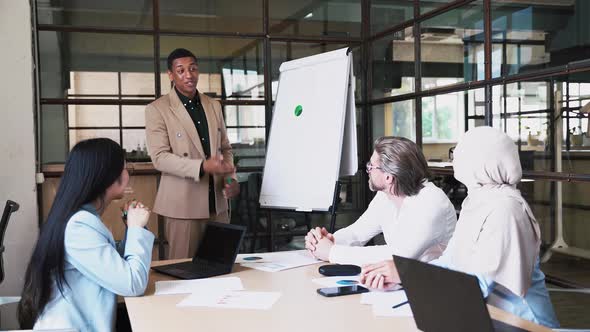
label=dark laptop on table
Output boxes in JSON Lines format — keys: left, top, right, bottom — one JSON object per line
{"left": 393, "top": 255, "right": 530, "bottom": 332}
{"left": 152, "top": 222, "right": 246, "bottom": 279}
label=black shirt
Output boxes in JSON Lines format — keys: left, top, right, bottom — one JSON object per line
{"left": 175, "top": 87, "right": 216, "bottom": 215}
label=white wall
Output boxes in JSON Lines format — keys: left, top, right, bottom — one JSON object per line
{"left": 0, "top": 0, "right": 39, "bottom": 312}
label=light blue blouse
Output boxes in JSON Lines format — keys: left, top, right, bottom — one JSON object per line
{"left": 34, "top": 205, "right": 154, "bottom": 332}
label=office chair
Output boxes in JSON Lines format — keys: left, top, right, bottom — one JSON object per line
{"left": 0, "top": 200, "right": 20, "bottom": 329}
{"left": 246, "top": 173, "right": 264, "bottom": 252}
{"left": 227, "top": 177, "right": 250, "bottom": 253}
{"left": 0, "top": 200, "right": 19, "bottom": 284}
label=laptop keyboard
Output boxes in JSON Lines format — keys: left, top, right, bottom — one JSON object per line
{"left": 154, "top": 261, "right": 229, "bottom": 279}
{"left": 193, "top": 259, "right": 224, "bottom": 269}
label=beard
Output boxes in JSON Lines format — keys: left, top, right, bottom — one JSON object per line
{"left": 368, "top": 177, "right": 386, "bottom": 192}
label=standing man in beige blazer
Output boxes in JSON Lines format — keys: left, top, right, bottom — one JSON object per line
{"left": 145, "top": 48, "right": 240, "bottom": 259}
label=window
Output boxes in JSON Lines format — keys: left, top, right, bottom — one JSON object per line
{"left": 372, "top": 100, "right": 415, "bottom": 142}
{"left": 562, "top": 82, "right": 590, "bottom": 147}
{"left": 66, "top": 71, "right": 152, "bottom": 159}
{"left": 372, "top": 27, "right": 415, "bottom": 99}
{"left": 269, "top": 0, "right": 361, "bottom": 37}
{"left": 420, "top": 1, "right": 485, "bottom": 90}
{"left": 222, "top": 69, "right": 264, "bottom": 100}
{"left": 493, "top": 81, "right": 550, "bottom": 150}
{"left": 224, "top": 105, "right": 266, "bottom": 168}
{"left": 422, "top": 78, "right": 464, "bottom": 143}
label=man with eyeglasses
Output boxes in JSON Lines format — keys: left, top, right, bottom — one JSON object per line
{"left": 305, "top": 136, "right": 457, "bottom": 265}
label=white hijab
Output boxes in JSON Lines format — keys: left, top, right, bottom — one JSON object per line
{"left": 452, "top": 126, "right": 540, "bottom": 297}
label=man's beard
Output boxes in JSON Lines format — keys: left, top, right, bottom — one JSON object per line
{"left": 368, "top": 177, "right": 386, "bottom": 192}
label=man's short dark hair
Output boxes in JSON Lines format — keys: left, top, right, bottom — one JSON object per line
{"left": 374, "top": 136, "right": 431, "bottom": 197}
{"left": 167, "top": 48, "right": 197, "bottom": 71}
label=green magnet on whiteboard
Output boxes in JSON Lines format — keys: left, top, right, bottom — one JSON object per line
{"left": 294, "top": 105, "right": 303, "bottom": 117}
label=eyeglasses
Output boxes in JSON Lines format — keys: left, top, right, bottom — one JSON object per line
{"left": 366, "top": 161, "right": 382, "bottom": 173}
{"left": 448, "top": 147, "right": 455, "bottom": 162}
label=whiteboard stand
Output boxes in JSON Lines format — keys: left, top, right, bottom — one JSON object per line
{"left": 259, "top": 47, "right": 357, "bottom": 251}
{"left": 262, "top": 208, "right": 311, "bottom": 252}
{"left": 328, "top": 181, "right": 342, "bottom": 233}
{"left": 263, "top": 181, "right": 340, "bottom": 251}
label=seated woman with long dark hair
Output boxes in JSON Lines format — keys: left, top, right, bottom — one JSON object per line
{"left": 18, "top": 138, "right": 154, "bottom": 331}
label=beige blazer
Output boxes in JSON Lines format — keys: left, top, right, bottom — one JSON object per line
{"left": 145, "top": 89, "right": 234, "bottom": 219}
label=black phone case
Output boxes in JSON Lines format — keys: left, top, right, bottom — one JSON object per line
{"left": 316, "top": 286, "right": 369, "bottom": 297}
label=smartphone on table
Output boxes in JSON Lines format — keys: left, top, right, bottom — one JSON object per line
{"left": 316, "top": 285, "right": 370, "bottom": 297}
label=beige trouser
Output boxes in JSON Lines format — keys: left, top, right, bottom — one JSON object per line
{"left": 164, "top": 211, "right": 229, "bottom": 259}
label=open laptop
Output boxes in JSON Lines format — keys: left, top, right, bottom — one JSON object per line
{"left": 152, "top": 222, "right": 246, "bottom": 279}
{"left": 393, "top": 255, "right": 529, "bottom": 332}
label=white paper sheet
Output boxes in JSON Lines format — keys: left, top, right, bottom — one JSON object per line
{"left": 360, "top": 289, "right": 407, "bottom": 306}
{"left": 372, "top": 303, "right": 413, "bottom": 317}
{"left": 154, "top": 277, "right": 243, "bottom": 296}
{"left": 361, "top": 290, "right": 413, "bottom": 317}
{"left": 238, "top": 250, "right": 320, "bottom": 272}
{"left": 312, "top": 276, "right": 361, "bottom": 288}
{"left": 177, "top": 291, "right": 282, "bottom": 310}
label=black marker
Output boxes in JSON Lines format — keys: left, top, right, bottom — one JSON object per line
{"left": 392, "top": 300, "right": 409, "bottom": 309}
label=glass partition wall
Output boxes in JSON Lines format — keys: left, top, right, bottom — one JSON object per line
{"left": 35, "top": 0, "right": 590, "bottom": 284}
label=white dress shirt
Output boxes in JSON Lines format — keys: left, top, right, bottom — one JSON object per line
{"left": 328, "top": 181, "right": 457, "bottom": 265}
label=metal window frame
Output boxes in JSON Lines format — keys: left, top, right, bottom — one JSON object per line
{"left": 31, "top": 0, "right": 590, "bottom": 205}
{"left": 32, "top": 0, "right": 590, "bottom": 189}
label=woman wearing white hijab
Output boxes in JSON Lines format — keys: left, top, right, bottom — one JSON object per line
{"left": 360, "top": 126, "right": 559, "bottom": 328}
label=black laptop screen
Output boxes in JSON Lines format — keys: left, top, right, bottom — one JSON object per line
{"left": 393, "top": 255, "right": 516, "bottom": 332}
{"left": 195, "top": 223, "right": 244, "bottom": 264}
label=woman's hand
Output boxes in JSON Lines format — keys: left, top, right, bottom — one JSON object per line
{"left": 360, "top": 260, "right": 401, "bottom": 290}
{"left": 125, "top": 200, "right": 150, "bottom": 228}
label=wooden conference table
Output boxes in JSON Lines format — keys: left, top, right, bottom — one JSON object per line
{"left": 125, "top": 260, "right": 552, "bottom": 332}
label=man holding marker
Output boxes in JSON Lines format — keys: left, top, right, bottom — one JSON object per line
{"left": 145, "top": 48, "right": 239, "bottom": 259}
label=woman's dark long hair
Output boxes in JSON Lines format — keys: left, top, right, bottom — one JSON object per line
{"left": 18, "top": 138, "right": 125, "bottom": 328}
